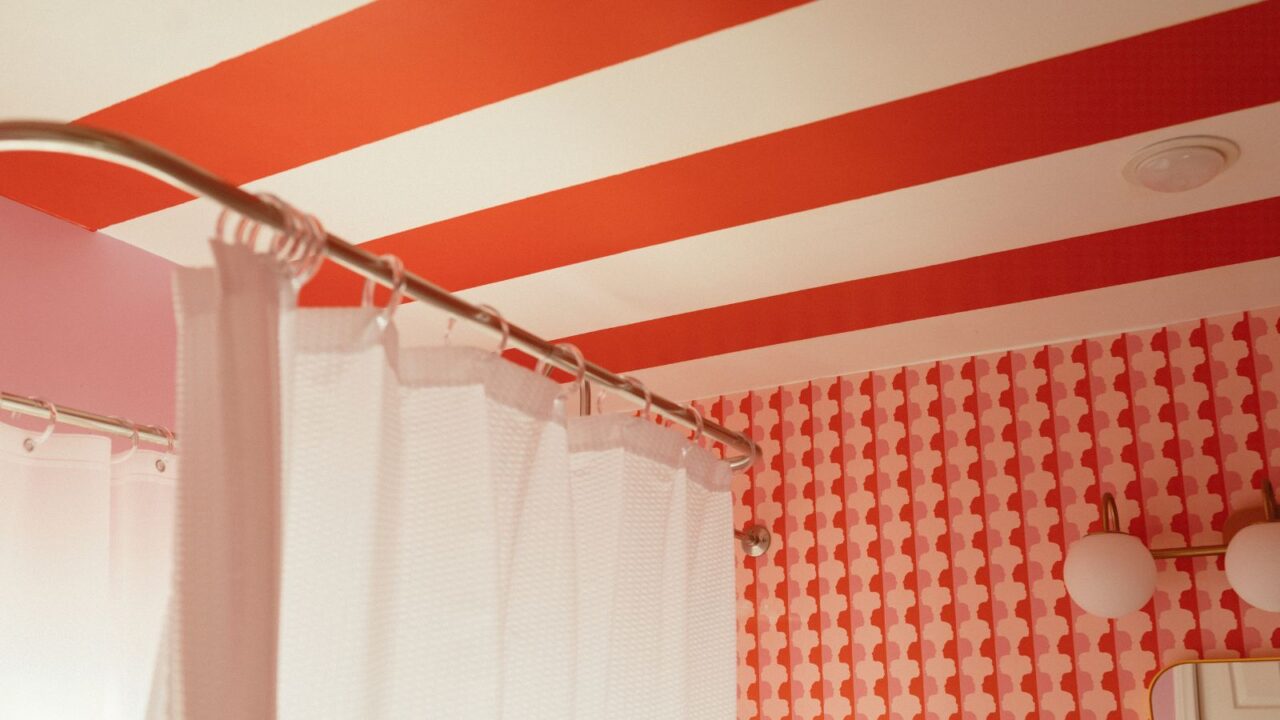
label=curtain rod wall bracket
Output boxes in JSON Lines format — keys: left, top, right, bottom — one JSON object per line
{"left": 735, "top": 524, "right": 771, "bottom": 558}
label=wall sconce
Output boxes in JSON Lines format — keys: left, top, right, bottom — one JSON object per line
{"left": 1064, "top": 482, "right": 1279, "bottom": 618}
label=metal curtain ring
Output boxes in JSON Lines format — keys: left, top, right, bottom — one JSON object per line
{"left": 362, "top": 254, "right": 407, "bottom": 326}
{"left": 686, "top": 403, "right": 706, "bottom": 446}
{"left": 110, "top": 417, "right": 140, "bottom": 464}
{"left": 621, "top": 375, "right": 653, "bottom": 420}
{"left": 23, "top": 398, "right": 58, "bottom": 452}
{"left": 477, "top": 304, "right": 510, "bottom": 355}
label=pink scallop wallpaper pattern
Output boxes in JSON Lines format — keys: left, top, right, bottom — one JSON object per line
{"left": 696, "top": 307, "right": 1280, "bottom": 720}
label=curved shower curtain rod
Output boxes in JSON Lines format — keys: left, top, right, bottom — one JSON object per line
{"left": 0, "top": 121, "right": 761, "bottom": 471}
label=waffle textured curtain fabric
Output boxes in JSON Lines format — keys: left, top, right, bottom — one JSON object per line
{"left": 158, "top": 242, "right": 736, "bottom": 719}
{"left": 0, "top": 421, "right": 177, "bottom": 718}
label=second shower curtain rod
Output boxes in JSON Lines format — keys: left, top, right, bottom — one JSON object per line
{"left": 1, "top": 390, "right": 173, "bottom": 447}
{"left": 0, "top": 121, "right": 759, "bottom": 471}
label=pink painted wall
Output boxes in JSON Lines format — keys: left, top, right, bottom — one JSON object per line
{"left": 0, "top": 197, "right": 176, "bottom": 430}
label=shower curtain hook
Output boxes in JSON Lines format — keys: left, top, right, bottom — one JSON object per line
{"left": 212, "top": 198, "right": 269, "bottom": 253}
{"left": 211, "top": 203, "right": 257, "bottom": 250}
{"left": 361, "top": 254, "right": 407, "bottom": 328}
{"left": 294, "top": 211, "right": 329, "bottom": 285}
{"left": 562, "top": 343, "right": 587, "bottom": 395}
{"left": 259, "top": 194, "right": 296, "bottom": 258}
{"left": 537, "top": 343, "right": 587, "bottom": 395}
{"left": 685, "top": 403, "right": 706, "bottom": 446}
{"left": 259, "top": 193, "right": 328, "bottom": 287}
{"left": 477, "top": 304, "right": 510, "bottom": 355}
{"left": 621, "top": 375, "right": 653, "bottom": 420}
{"left": 213, "top": 206, "right": 234, "bottom": 244}
{"left": 158, "top": 426, "right": 176, "bottom": 467}
{"left": 22, "top": 398, "right": 58, "bottom": 452}
{"left": 234, "top": 213, "right": 261, "bottom": 250}
{"left": 110, "top": 417, "right": 140, "bottom": 465}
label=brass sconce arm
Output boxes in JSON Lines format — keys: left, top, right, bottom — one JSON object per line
{"left": 1149, "top": 543, "right": 1228, "bottom": 559}
{"left": 1114, "top": 482, "right": 1276, "bottom": 560}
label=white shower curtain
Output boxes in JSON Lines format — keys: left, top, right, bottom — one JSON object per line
{"left": 157, "top": 242, "right": 736, "bottom": 719}
{"left": 0, "top": 419, "right": 176, "bottom": 719}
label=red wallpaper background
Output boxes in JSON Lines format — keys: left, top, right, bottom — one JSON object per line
{"left": 697, "top": 307, "right": 1280, "bottom": 720}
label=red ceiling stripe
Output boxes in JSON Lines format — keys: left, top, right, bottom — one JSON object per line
{"left": 0, "top": 0, "right": 807, "bottom": 230}
{"left": 301, "top": 1, "right": 1280, "bottom": 305}
{"left": 552, "top": 197, "right": 1280, "bottom": 373}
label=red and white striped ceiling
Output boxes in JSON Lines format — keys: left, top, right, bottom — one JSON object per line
{"left": 3, "top": 1, "right": 1278, "bottom": 402}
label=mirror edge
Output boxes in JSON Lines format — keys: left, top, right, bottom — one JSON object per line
{"left": 1148, "top": 655, "right": 1280, "bottom": 719}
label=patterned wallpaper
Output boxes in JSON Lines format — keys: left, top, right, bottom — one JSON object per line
{"left": 696, "top": 307, "right": 1280, "bottom": 720}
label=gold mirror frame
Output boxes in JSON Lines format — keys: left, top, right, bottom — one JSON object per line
{"left": 1148, "top": 656, "right": 1280, "bottom": 719}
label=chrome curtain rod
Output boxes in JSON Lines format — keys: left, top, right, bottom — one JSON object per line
{"left": 0, "top": 121, "right": 760, "bottom": 471}
{"left": 1, "top": 391, "right": 173, "bottom": 447}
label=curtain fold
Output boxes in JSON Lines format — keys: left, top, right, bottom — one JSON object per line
{"left": 568, "top": 415, "right": 736, "bottom": 719}
{"left": 162, "top": 242, "right": 737, "bottom": 719}
{"left": 169, "top": 243, "right": 289, "bottom": 719}
{"left": 0, "top": 421, "right": 176, "bottom": 719}
{"left": 110, "top": 452, "right": 180, "bottom": 720}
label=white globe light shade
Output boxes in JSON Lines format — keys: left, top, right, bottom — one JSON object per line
{"left": 1225, "top": 522, "right": 1280, "bottom": 611}
{"left": 1063, "top": 533, "right": 1157, "bottom": 618}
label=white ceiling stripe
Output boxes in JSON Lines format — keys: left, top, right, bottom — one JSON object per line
{"left": 0, "top": 0, "right": 370, "bottom": 120}
{"left": 612, "top": 257, "right": 1280, "bottom": 407}
{"left": 384, "top": 103, "right": 1280, "bottom": 345}
{"left": 101, "top": 0, "right": 1256, "bottom": 265}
